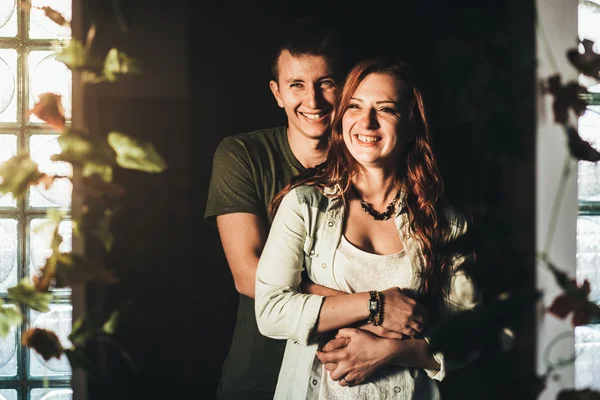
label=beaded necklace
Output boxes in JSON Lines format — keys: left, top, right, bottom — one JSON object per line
{"left": 352, "top": 186, "right": 400, "bottom": 221}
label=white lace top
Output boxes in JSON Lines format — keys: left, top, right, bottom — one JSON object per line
{"left": 318, "top": 235, "right": 417, "bottom": 399}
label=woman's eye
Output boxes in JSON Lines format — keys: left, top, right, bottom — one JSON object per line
{"left": 347, "top": 103, "right": 360, "bottom": 109}
{"left": 380, "top": 107, "right": 398, "bottom": 114}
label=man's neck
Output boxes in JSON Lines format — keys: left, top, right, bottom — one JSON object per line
{"left": 287, "top": 128, "right": 328, "bottom": 169}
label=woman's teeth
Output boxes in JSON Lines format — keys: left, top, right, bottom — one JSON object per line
{"left": 357, "top": 134, "right": 379, "bottom": 143}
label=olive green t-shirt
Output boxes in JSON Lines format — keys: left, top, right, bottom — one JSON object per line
{"left": 205, "top": 126, "right": 304, "bottom": 400}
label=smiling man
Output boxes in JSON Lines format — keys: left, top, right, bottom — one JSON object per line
{"left": 204, "top": 18, "right": 344, "bottom": 400}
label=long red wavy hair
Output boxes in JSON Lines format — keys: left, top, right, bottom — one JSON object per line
{"left": 270, "top": 57, "right": 448, "bottom": 296}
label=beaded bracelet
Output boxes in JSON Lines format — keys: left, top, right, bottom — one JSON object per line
{"left": 367, "top": 290, "right": 383, "bottom": 326}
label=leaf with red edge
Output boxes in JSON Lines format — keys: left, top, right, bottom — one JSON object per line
{"left": 29, "top": 93, "right": 66, "bottom": 132}
{"left": 565, "top": 125, "right": 600, "bottom": 162}
{"left": 22, "top": 328, "right": 64, "bottom": 361}
{"left": 572, "top": 307, "right": 593, "bottom": 327}
{"left": 566, "top": 39, "right": 600, "bottom": 80}
{"left": 38, "top": 6, "right": 68, "bottom": 27}
{"left": 547, "top": 277, "right": 597, "bottom": 326}
{"left": 545, "top": 75, "right": 588, "bottom": 124}
{"left": 548, "top": 294, "right": 572, "bottom": 319}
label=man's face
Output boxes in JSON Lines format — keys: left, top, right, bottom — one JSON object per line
{"left": 270, "top": 50, "right": 338, "bottom": 141}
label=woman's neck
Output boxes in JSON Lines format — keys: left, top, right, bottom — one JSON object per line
{"left": 351, "top": 168, "right": 399, "bottom": 205}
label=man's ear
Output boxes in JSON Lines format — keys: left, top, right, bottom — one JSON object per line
{"left": 270, "top": 80, "right": 284, "bottom": 108}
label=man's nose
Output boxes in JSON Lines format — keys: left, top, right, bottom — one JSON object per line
{"left": 303, "top": 84, "right": 322, "bottom": 109}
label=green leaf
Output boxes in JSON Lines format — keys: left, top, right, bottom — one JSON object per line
{"left": 107, "top": 131, "right": 167, "bottom": 173}
{"left": 82, "top": 163, "right": 113, "bottom": 183}
{"left": 0, "top": 154, "right": 44, "bottom": 199}
{"left": 0, "top": 305, "right": 22, "bottom": 338}
{"left": 8, "top": 279, "right": 53, "bottom": 312}
{"left": 53, "top": 130, "right": 116, "bottom": 167}
{"left": 103, "top": 48, "right": 142, "bottom": 82}
{"left": 69, "top": 314, "right": 95, "bottom": 347}
{"left": 54, "top": 40, "right": 100, "bottom": 70}
{"left": 54, "top": 253, "right": 118, "bottom": 288}
{"left": 102, "top": 311, "right": 119, "bottom": 335}
{"left": 32, "top": 209, "right": 64, "bottom": 253}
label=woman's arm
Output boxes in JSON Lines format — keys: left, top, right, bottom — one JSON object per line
{"left": 255, "top": 190, "right": 428, "bottom": 345}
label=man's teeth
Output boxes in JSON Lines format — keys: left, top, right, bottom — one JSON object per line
{"left": 357, "top": 134, "right": 379, "bottom": 143}
{"left": 301, "top": 112, "right": 325, "bottom": 120}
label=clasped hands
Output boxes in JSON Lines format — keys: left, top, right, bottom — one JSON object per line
{"left": 315, "top": 287, "right": 428, "bottom": 387}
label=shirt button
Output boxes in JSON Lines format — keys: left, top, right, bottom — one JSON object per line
{"left": 309, "top": 250, "right": 315, "bottom": 255}
{"left": 328, "top": 221, "right": 334, "bottom": 227}
{"left": 321, "top": 263, "right": 327, "bottom": 269}
{"left": 312, "top": 379, "right": 318, "bottom": 385}
{"left": 394, "top": 387, "right": 401, "bottom": 393}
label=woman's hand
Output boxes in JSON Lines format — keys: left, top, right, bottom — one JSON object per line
{"left": 316, "top": 328, "right": 402, "bottom": 386}
{"left": 379, "top": 287, "right": 428, "bottom": 338}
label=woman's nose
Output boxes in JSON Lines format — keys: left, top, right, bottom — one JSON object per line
{"left": 359, "top": 109, "right": 379, "bottom": 129}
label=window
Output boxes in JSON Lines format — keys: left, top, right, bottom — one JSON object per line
{"left": 576, "top": 0, "right": 600, "bottom": 391}
{"left": 0, "top": 1, "right": 73, "bottom": 398}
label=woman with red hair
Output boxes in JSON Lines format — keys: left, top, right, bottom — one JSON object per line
{"left": 255, "top": 57, "right": 480, "bottom": 399}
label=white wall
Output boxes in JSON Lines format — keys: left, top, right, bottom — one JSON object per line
{"left": 536, "top": 0, "right": 579, "bottom": 398}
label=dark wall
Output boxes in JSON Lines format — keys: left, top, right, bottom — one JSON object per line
{"left": 81, "top": 1, "right": 537, "bottom": 399}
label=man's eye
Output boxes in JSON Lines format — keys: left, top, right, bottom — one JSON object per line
{"left": 321, "top": 80, "right": 335, "bottom": 88}
{"left": 290, "top": 83, "right": 303, "bottom": 88}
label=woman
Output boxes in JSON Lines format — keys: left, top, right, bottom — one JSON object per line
{"left": 255, "top": 57, "right": 479, "bottom": 399}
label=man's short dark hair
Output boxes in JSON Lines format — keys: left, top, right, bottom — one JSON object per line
{"left": 271, "top": 16, "right": 342, "bottom": 82}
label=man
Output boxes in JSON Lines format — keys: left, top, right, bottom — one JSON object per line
{"left": 204, "top": 18, "right": 344, "bottom": 400}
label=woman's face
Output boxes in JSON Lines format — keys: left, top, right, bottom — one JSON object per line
{"left": 342, "top": 73, "right": 407, "bottom": 168}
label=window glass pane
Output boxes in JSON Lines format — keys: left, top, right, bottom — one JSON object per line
{"left": 579, "top": 0, "right": 600, "bottom": 44}
{"left": 577, "top": 216, "right": 600, "bottom": 302}
{"left": 0, "top": 307, "right": 18, "bottom": 378}
{"left": 29, "top": 388, "right": 72, "bottom": 400}
{"left": 28, "top": 0, "right": 71, "bottom": 40}
{"left": 0, "top": 134, "right": 17, "bottom": 207}
{"left": 578, "top": 107, "right": 600, "bottom": 201}
{"left": 0, "top": 49, "right": 17, "bottom": 124}
{"left": 575, "top": 325, "right": 600, "bottom": 390}
{"left": 0, "top": 0, "right": 17, "bottom": 38}
{"left": 0, "top": 219, "right": 18, "bottom": 294}
{"left": 28, "top": 218, "right": 72, "bottom": 283}
{"left": 28, "top": 135, "right": 72, "bottom": 209}
{"left": 28, "top": 304, "right": 72, "bottom": 378}
{"left": 28, "top": 51, "right": 72, "bottom": 124}
{"left": 0, "top": 389, "right": 18, "bottom": 400}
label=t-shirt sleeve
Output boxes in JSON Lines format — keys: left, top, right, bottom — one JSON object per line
{"left": 204, "top": 136, "right": 263, "bottom": 224}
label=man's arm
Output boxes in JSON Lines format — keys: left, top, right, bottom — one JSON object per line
{"left": 217, "top": 213, "right": 344, "bottom": 299}
{"left": 217, "top": 213, "right": 266, "bottom": 299}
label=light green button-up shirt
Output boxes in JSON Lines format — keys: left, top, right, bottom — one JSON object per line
{"left": 255, "top": 185, "right": 480, "bottom": 400}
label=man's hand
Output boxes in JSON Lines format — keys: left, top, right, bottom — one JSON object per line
{"left": 315, "top": 328, "right": 399, "bottom": 386}
{"left": 353, "top": 322, "right": 406, "bottom": 339}
{"left": 379, "top": 287, "right": 429, "bottom": 337}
